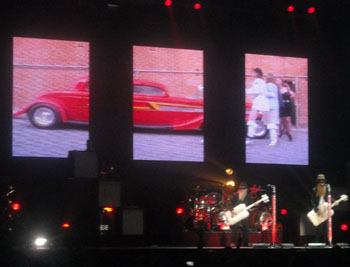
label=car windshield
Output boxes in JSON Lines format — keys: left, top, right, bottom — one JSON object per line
{"left": 133, "top": 85, "right": 166, "bottom": 96}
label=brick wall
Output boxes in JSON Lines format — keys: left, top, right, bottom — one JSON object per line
{"left": 245, "top": 54, "right": 308, "bottom": 127}
{"left": 13, "top": 37, "right": 89, "bottom": 110}
{"left": 133, "top": 46, "right": 204, "bottom": 99}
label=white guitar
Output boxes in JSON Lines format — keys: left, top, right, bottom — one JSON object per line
{"left": 307, "top": 194, "right": 348, "bottom": 227}
{"left": 225, "top": 194, "right": 269, "bottom": 226}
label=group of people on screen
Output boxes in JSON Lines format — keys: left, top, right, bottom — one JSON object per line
{"left": 246, "top": 67, "right": 295, "bottom": 146}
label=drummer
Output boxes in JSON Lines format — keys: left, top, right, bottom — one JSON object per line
{"left": 230, "top": 181, "right": 253, "bottom": 247}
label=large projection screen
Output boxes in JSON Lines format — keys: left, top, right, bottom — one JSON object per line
{"left": 12, "top": 37, "right": 90, "bottom": 158}
{"left": 133, "top": 46, "right": 204, "bottom": 162}
{"left": 245, "top": 53, "right": 308, "bottom": 165}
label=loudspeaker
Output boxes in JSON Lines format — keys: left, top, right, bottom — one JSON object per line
{"left": 307, "top": 243, "right": 327, "bottom": 247}
{"left": 281, "top": 243, "right": 295, "bottom": 248}
{"left": 69, "top": 151, "right": 98, "bottom": 178}
{"left": 335, "top": 243, "right": 350, "bottom": 248}
{"left": 98, "top": 180, "right": 121, "bottom": 207}
{"left": 252, "top": 243, "right": 270, "bottom": 248}
{"left": 122, "top": 208, "right": 144, "bottom": 235}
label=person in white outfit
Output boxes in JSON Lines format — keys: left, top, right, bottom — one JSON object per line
{"left": 245, "top": 68, "right": 269, "bottom": 144}
{"left": 265, "top": 74, "right": 280, "bottom": 146}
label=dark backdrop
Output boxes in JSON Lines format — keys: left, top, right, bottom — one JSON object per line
{"left": 1, "top": 0, "right": 349, "bottom": 245}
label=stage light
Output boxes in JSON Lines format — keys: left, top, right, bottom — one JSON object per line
{"left": 193, "top": 2, "right": 201, "bottom": 10}
{"left": 62, "top": 223, "right": 71, "bottom": 228}
{"left": 281, "top": 209, "right": 288, "bottom": 215}
{"left": 340, "top": 224, "right": 348, "bottom": 231}
{"left": 164, "top": 0, "right": 172, "bottom": 7}
{"left": 261, "top": 225, "right": 269, "bottom": 231}
{"left": 34, "top": 237, "right": 47, "bottom": 247}
{"left": 307, "top": 6, "right": 316, "bottom": 14}
{"left": 225, "top": 168, "right": 233, "bottom": 175}
{"left": 176, "top": 207, "right": 184, "bottom": 215}
{"left": 287, "top": 5, "right": 294, "bottom": 12}
{"left": 11, "top": 202, "right": 20, "bottom": 211}
{"left": 103, "top": 207, "right": 114, "bottom": 213}
{"left": 226, "top": 180, "right": 235, "bottom": 187}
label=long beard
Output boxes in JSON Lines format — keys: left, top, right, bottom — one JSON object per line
{"left": 238, "top": 191, "right": 247, "bottom": 201}
{"left": 316, "top": 184, "right": 326, "bottom": 197}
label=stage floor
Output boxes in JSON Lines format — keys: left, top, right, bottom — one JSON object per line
{"left": 4, "top": 245, "right": 350, "bottom": 267}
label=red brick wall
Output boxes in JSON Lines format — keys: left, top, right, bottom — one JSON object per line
{"left": 13, "top": 37, "right": 89, "bottom": 110}
{"left": 133, "top": 46, "right": 203, "bottom": 99}
{"left": 245, "top": 54, "right": 308, "bottom": 127}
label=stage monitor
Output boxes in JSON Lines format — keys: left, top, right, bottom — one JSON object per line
{"left": 245, "top": 53, "right": 308, "bottom": 165}
{"left": 133, "top": 46, "right": 204, "bottom": 162}
{"left": 12, "top": 37, "right": 90, "bottom": 158}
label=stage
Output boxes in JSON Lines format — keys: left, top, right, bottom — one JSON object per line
{"left": 3, "top": 244, "right": 349, "bottom": 267}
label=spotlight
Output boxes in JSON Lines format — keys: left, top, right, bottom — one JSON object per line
{"left": 340, "top": 224, "right": 348, "bottom": 231}
{"left": 34, "top": 237, "right": 47, "bottom": 247}
{"left": 164, "top": 0, "right": 172, "bottom": 7}
{"left": 103, "top": 207, "right": 114, "bottom": 213}
{"left": 176, "top": 207, "right": 184, "bottom": 215}
{"left": 11, "top": 202, "right": 21, "bottom": 211}
{"left": 287, "top": 5, "right": 294, "bottom": 12}
{"left": 226, "top": 180, "right": 235, "bottom": 187}
{"left": 307, "top": 6, "right": 316, "bottom": 14}
{"left": 280, "top": 209, "right": 288, "bottom": 215}
{"left": 193, "top": 2, "right": 201, "bottom": 10}
{"left": 225, "top": 168, "right": 233, "bottom": 175}
{"left": 62, "top": 223, "right": 71, "bottom": 228}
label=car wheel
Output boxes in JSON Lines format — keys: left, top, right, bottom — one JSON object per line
{"left": 254, "top": 119, "right": 268, "bottom": 139}
{"left": 28, "top": 105, "right": 60, "bottom": 129}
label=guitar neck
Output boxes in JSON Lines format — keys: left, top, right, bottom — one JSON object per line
{"left": 245, "top": 198, "right": 264, "bottom": 211}
{"left": 331, "top": 198, "right": 345, "bottom": 208}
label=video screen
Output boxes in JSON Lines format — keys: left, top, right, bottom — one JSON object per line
{"left": 245, "top": 53, "right": 308, "bottom": 165}
{"left": 12, "top": 37, "right": 90, "bottom": 158}
{"left": 133, "top": 46, "right": 204, "bottom": 161}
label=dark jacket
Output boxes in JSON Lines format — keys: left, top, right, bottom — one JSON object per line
{"left": 230, "top": 192, "right": 253, "bottom": 210}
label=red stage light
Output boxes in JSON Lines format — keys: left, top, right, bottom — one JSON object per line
{"left": 307, "top": 7, "right": 316, "bottom": 14}
{"left": 62, "top": 223, "right": 71, "bottom": 228}
{"left": 340, "top": 224, "right": 348, "bottom": 231}
{"left": 281, "top": 209, "right": 288, "bottom": 215}
{"left": 287, "top": 5, "right": 294, "bottom": 12}
{"left": 103, "top": 207, "right": 114, "bottom": 213}
{"left": 11, "top": 203, "right": 20, "bottom": 211}
{"left": 164, "top": 0, "right": 172, "bottom": 7}
{"left": 176, "top": 208, "right": 184, "bottom": 215}
{"left": 193, "top": 3, "right": 201, "bottom": 10}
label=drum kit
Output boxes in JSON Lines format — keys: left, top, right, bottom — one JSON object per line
{"left": 185, "top": 184, "right": 272, "bottom": 231}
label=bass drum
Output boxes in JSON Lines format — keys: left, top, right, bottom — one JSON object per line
{"left": 249, "top": 211, "right": 272, "bottom": 231}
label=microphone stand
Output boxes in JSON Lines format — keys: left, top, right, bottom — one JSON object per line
{"left": 327, "top": 184, "right": 333, "bottom": 246}
{"left": 268, "top": 184, "right": 276, "bottom": 247}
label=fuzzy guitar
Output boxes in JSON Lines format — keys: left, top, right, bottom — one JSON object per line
{"left": 307, "top": 194, "right": 348, "bottom": 227}
{"left": 225, "top": 194, "right": 269, "bottom": 226}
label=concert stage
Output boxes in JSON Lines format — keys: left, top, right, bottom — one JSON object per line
{"left": 4, "top": 245, "right": 350, "bottom": 267}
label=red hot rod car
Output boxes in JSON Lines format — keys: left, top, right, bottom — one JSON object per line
{"left": 13, "top": 77, "right": 204, "bottom": 130}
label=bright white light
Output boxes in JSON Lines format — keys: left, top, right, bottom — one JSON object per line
{"left": 34, "top": 237, "right": 47, "bottom": 247}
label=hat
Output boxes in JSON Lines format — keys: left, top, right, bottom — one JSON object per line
{"left": 253, "top": 68, "right": 263, "bottom": 77}
{"left": 238, "top": 181, "right": 249, "bottom": 189}
{"left": 316, "top": 174, "right": 326, "bottom": 182}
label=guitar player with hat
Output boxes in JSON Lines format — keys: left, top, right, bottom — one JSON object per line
{"left": 310, "top": 174, "right": 338, "bottom": 243}
{"left": 229, "top": 181, "right": 253, "bottom": 247}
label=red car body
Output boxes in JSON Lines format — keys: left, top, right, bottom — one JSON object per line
{"left": 133, "top": 80, "right": 203, "bottom": 130}
{"left": 13, "top": 77, "right": 204, "bottom": 130}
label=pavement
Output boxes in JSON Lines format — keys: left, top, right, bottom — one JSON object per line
{"left": 246, "top": 128, "right": 309, "bottom": 165}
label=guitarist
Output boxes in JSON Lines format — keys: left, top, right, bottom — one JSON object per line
{"left": 310, "top": 174, "right": 338, "bottom": 243}
{"left": 230, "top": 181, "right": 253, "bottom": 247}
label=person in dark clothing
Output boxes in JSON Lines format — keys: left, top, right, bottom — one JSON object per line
{"left": 310, "top": 174, "right": 337, "bottom": 243}
{"left": 229, "top": 182, "right": 253, "bottom": 247}
{"left": 276, "top": 78, "right": 295, "bottom": 141}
